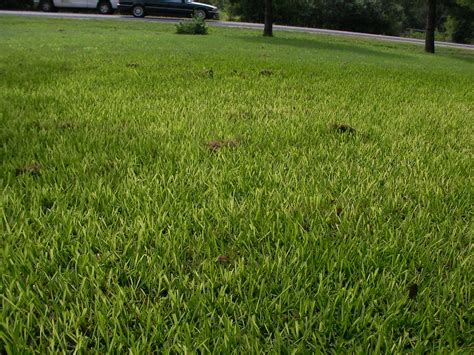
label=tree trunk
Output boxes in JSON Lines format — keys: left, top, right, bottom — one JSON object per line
{"left": 425, "top": 0, "right": 436, "bottom": 53}
{"left": 263, "top": 0, "right": 273, "bottom": 37}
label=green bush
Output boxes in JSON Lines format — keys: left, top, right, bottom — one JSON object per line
{"left": 445, "top": 13, "right": 474, "bottom": 44}
{"left": 0, "top": 0, "right": 34, "bottom": 10}
{"left": 175, "top": 17, "right": 209, "bottom": 35}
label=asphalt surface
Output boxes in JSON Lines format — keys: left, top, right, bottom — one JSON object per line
{"left": 1, "top": 10, "right": 473, "bottom": 51}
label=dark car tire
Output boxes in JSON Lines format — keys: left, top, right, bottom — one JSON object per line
{"left": 40, "top": 0, "right": 54, "bottom": 12}
{"left": 97, "top": 1, "right": 113, "bottom": 14}
{"left": 194, "top": 9, "right": 206, "bottom": 20}
{"left": 132, "top": 5, "right": 145, "bottom": 18}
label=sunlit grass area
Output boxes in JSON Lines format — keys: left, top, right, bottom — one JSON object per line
{"left": 1, "top": 16, "right": 473, "bottom": 352}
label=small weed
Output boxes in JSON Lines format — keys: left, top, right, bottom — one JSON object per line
{"left": 176, "top": 17, "right": 208, "bottom": 35}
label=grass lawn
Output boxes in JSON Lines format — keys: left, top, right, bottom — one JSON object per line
{"left": 1, "top": 16, "right": 473, "bottom": 353}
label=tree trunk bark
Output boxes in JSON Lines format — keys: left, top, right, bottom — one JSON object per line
{"left": 425, "top": 0, "right": 436, "bottom": 53}
{"left": 263, "top": 0, "right": 273, "bottom": 37}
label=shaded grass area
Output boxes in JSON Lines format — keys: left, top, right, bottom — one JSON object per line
{"left": 1, "top": 16, "right": 473, "bottom": 352}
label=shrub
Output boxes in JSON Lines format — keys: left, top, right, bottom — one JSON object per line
{"left": 175, "top": 17, "right": 208, "bottom": 35}
{"left": 0, "top": 0, "right": 34, "bottom": 10}
{"left": 445, "top": 13, "right": 474, "bottom": 44}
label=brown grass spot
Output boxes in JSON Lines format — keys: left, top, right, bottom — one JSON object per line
{"left": 217, "top": 255, "right": 230, "bottom": 264}
{"left": 331, "top": 123, "right": 356, "bottom": 134}
{"left": 30, "top": 121, "right": 48, "bottom": 131}
{"left": 57, "top": 122, "right": 76, "bottom": 130}
{"left": 41, "top": 198, "right": 54, "bottom": 212}
{"left": 202, "top": 68, "right": 214, "bottom": 78}
{"left": 15, "top": 163, "right": 41, "bottom": 177}
{"left": 231, "top": 69, "right": 247, "bottom": 79}
{"left": 260, "top": 69, "right": 273, "bottom": 76}
{"left": 207, "top": 139, "right": 239, "bottom": 152}
{"left": 282, "top": 310, "right": 301, "bottom": 322}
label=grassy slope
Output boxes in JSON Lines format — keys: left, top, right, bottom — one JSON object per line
{"left": 1, "top": 17, "right": 473, "bottom": 353}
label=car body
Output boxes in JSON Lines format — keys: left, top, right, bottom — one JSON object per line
{"left": 34, "top": 0, "right": 118, "bottom": 14}
{"left": 118, "top": 0, "right": 218, "bottom": 20}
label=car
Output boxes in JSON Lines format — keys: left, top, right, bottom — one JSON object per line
{"left": 118, "top": 0, "right": 218, "bottom": 20}
{"left": 34, "top": 0, "right": 118, "bottom": 14}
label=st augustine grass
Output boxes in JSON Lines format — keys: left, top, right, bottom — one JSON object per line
{"left": 1, "top": 16, "right": 473, "bottom": 352}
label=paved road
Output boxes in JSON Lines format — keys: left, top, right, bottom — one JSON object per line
{"left": 1, "top": 10, "right": 473, "bottom": 51}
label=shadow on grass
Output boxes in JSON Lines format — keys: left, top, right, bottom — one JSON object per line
{"left": 236, "top": 34, "right": 410, "bottom": 60}
{"left": 436, "top": 50, "right": 474, "bottom": 64}
{"left": 3, "top": 60, "right": 75, "bottom": 89}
